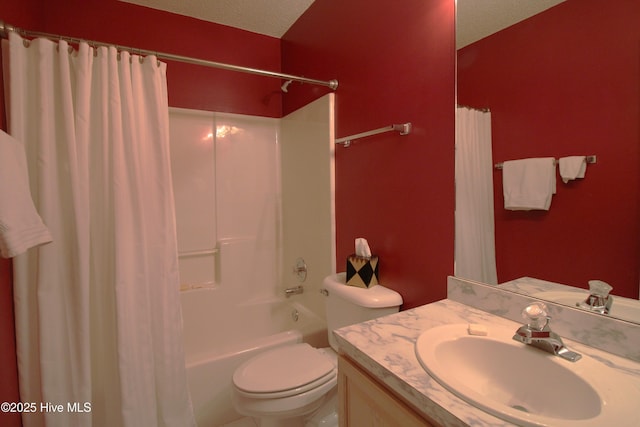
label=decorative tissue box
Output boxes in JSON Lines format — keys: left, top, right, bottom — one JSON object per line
{"left": 346, "top": 254, "right": 379, "bottom": 288}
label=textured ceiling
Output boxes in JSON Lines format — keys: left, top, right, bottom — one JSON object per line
{"left": 119, "top": 0, "right": 566, "bottom": 44}
{"left": 456, "top": 0, "right": 566, "bottom": 48}
{"left": 119, "top": 0, "right": 316, "bottom": 38}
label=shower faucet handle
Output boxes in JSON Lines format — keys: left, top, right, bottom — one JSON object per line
{"left": 292, "top": 257, "right": 307, "bottom": 282}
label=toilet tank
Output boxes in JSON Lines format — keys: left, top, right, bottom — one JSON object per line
{"left": 322, "top": 272, "right": 403, "bottom": 351}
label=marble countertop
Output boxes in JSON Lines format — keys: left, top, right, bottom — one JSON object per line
{"left": 333, "top": 299, "right": 640, "bottom": 426}
{"left": 498, "top": 276, "right": 589, "bottom": 295}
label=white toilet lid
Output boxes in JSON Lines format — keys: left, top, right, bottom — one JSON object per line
{"left": 233, "top": 343, "right": 336, "bottom": 394}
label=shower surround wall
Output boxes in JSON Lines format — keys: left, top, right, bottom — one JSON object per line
{"left": 280, "top": 95, "right": 336, "bottom": 317}
{"left": 169, "top": 93, "right": 335, "bottom": 312}
{"left": 170, "top": 108, "right": 281, "bottom": 297}
{"left": 170, "top": 95, "right": 335, "bottom": 425}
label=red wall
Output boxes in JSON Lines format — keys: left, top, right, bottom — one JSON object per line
{"left": 0, "top": 259, "right": 19, "bottom": 427}
{"left": 283, "top": 0, "right": 456, "bottom": 309}
{"left": 457, "top": 0, "right": 640, "bottom": 297}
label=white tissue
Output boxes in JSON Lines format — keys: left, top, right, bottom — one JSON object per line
{"left": 355, "top": 238, "right": 372, "bottom": 258}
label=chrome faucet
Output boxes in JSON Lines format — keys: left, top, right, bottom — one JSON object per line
{"left": 284, "top": 285, "right": 304, "bottom": 298}
{"left": 577, "top": 280, "right": 613, "bottom": 315}
{"left": 512, "top": 302, "right": 582, "bottom": 362}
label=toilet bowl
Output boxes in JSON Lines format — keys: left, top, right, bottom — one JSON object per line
{"left": 231, "top": 344, "right": 337, "bottom": 426}
{"left": 231, "top": 273, "right": 403, "bottom": 426}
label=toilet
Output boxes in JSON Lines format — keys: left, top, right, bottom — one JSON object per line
{"left": 231, "top": 272, "right": 403, "bottom": 427}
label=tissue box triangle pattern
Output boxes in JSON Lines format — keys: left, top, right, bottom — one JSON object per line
{"left": 346, "top": 254, "right": 379, "bottom": 288}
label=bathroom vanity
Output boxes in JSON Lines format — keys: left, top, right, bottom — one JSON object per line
{"left": 338, "top": 355, "right": 434, "bottom": 426}
{"left": 334, "top": 276, "right": 640, "bottom": 426}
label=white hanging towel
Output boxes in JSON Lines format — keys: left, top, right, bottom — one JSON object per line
{"left": 559, "top": 156, "right": 586, "bottom": 183}
{"left": 0, "top": 129, "right": 52, "bottom": 257}
{"left": 502, "top": 157, "right": 556, "bottom": 211}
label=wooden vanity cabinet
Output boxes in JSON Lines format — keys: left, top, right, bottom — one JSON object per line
{"left": 338, "top": 355, "right": 437, "bottom": 427}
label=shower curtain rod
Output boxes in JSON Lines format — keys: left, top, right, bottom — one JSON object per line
{"left": 0, "top": 20, "right": 339, "bottom": 91}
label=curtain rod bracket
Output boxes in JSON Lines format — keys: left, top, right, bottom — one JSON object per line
{"left": 393, "top": 123, "right": 411, "bottom": 135}
{"left": 0, "top": 20, "right": 15, "bottom": 37}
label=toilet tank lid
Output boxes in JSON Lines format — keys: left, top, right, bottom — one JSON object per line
{"left": 323, "top": 273, "right": 403, "bottom": 308}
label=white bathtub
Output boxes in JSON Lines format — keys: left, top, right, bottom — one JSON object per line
{"left": 181, "top": 289, "right": 328, "bottom": 427}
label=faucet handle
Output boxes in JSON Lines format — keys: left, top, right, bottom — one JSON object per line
{"left": 578, "top": 280, "right": 613, "bottom": 314}
{"left": 588, "top": 280, "right": 612, "bottom": 297}
{"left": 522, "top": 302, "right": 550, "bottom": 331}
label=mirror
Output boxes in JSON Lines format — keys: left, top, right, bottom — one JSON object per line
{"left": 455, "top": 0, "right": 640, "bottom": 323}
{"left": 497, "top": 276, "right": 640, "bottom": 324}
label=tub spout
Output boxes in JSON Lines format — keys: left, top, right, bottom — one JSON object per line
{"left": 284, "top": 285, "right": 304, "bottom": 298}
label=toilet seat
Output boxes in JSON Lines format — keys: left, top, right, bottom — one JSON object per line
{"left": 233, "top": 343, "right": 336, "bottom": 399}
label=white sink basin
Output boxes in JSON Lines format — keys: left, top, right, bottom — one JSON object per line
{"left": 532, "top": 290, "right": 640, "bottom": 323}
{"left": 415, "top": 323, "right": 640, "bottom": 426}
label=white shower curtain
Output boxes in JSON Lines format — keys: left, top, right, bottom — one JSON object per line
{"left": 3, "top": 33, "right": 195, "bottom": 427}
{"left": 455, "top": 107, "right": 498, "bottom": 284}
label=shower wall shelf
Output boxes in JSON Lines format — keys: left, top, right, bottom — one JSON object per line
{"left": 335, "top": 122, "right": 412, "bottom": 147}
{"left": 178, "top": 248, "right": 219, "bottom": 258}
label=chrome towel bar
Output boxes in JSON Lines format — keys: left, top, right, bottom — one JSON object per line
{"left": 336, "top": 123, "right": 412, "bottom": 147}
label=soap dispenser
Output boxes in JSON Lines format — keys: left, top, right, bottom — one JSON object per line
{"left": 578, "top": 280, "right": 613, "bottom": 314}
